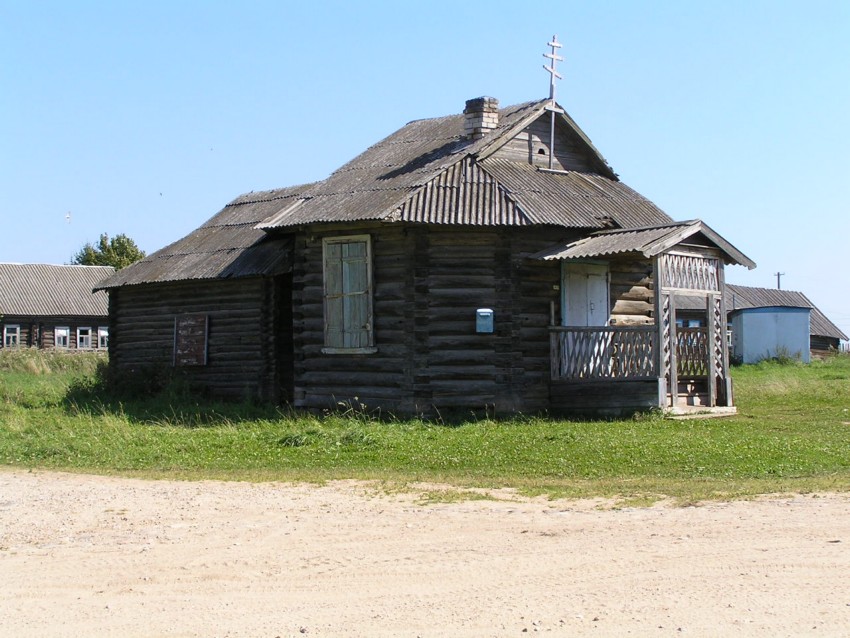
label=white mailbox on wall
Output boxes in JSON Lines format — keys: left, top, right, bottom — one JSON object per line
{"left": 476, "top": 308, "right": 494, "bottom": 333}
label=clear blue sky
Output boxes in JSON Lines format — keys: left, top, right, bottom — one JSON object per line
{"left": 2, "top": 1, "right": 848, "bottom": 338}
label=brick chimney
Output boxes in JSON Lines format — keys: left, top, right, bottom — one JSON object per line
{"left": 463, "top": 96, "right": 499, "bottom": 140}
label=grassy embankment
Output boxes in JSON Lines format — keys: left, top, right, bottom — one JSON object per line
{"left": 1, "top": 348, "right": 848, "bottom": 503}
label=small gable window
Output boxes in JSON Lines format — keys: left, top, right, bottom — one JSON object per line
{"left": 322, "top": 235, "right": 376, "bottom": 354}
{"left": 3, "top": 324, "right": 20, "bottom": 348}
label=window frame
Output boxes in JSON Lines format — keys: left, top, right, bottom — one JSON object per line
{"left": 77, "top": 327, "right": 92, "bottom": 349}
{"left": 55, "top": 326, "right": 70, "bottom": 349}
{"left": 97, "top": 326, "right": 109, "bottom": 349}
{"left": 321, "top": 234, "right": 376, "bottom": 354}
{"left": 3, "top": 324, "right": 20, "bottom": 348}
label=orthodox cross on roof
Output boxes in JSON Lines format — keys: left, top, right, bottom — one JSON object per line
{"left": 542, "top": 35, "right": 564, "bottom": 170}
{"left": 543, "top": 34, "right": 563, "bottom": 102}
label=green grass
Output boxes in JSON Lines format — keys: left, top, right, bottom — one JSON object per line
{"left": 1, "top": 348, "right": 849, "bottom": 503}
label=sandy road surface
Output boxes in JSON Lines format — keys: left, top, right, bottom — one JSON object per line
{"left": 1, "top": 470, "right": 849, "bottom": 637}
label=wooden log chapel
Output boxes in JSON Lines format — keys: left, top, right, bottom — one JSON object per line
{"left": 98, "top": 50, "right": 756, "bottom": 416}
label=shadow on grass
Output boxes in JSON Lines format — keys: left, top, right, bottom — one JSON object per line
{"left": 61, "top": 363, "right": 285, "bottom": 427}
{"left": 60, "top": 361, "right": 656, "bottom": 429}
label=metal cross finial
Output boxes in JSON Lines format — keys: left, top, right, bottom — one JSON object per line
{"left": 543, "top": 35, "right": 563, "bottom": 102}
{"left": 542, "top": 35, "right": 564, "bottom": 170}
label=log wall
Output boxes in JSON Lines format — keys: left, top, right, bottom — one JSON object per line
{"left": 493, "top": 116, "right": 598, "bottom": 172}
{"left": 0, "top": 316, "right": 108, "bottom": 350}
{"left": 549, "top": 379, "right": 660, "bottom": 415}
{"left": 811, "top": 335, "right": 841, "bottom": 354}
{"left": 292, "top": 223, "right": 571, "bottom": 415}
{"left": 291, "top": 224, "right": 414, "bottom": 412}
{"left": 608, "top": 255, "right": 656, "bottom": 326}
{"left": 109, "top": 276, "right": 290, "bottom": 401}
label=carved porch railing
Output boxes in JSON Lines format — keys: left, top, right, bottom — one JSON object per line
{"left": 550, "top": 326, "right": 714, "bottom": 381}
{"left": 676, "top": 327, "right": 709, "bottom": 377}
{"left": 550, "top": 326, "right": 656, "bottom": 380}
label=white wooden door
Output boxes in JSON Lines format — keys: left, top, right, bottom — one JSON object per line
{"left": 563, "top": 263, "right": 609, "bottom": 327}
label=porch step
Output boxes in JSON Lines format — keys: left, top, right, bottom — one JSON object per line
{"left": 673, "top": 378, "right": 710, "bottom": 406}
{"left": 677, "top": 379, "right": 707, "bottom": 393}
{"left": 672, "top": 392, "right": 710, "bottom": 407}
{"left": 667, "top": 405, "right": 737, "bottom": 419}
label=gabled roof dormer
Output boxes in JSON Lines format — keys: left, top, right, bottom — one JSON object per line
{"left": 479, "top": 102, "right": 617, "bottom": 178}
{"left": 256, "top": 97, "right": 665, "bottom": 232}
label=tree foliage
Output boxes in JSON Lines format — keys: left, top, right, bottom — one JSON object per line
{"left": 72, "top": 233, "right": 146, "bottom": 270}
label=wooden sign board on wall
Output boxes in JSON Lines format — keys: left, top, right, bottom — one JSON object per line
{"left": 173, "top": 314, "right": 208, "bottom": 366}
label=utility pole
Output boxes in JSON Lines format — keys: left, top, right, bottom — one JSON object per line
{"left": 774, "top": 272, "right": 785, "bottom": 289}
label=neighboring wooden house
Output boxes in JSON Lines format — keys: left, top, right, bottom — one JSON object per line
{"left": 0, "top": 263, "right": 113, "bottom": 350}
{"left": 679, "top": 284, "right": 848, "bottom": 361}
{"left": 98, "top": 96, "right": 756, "bottom": 414}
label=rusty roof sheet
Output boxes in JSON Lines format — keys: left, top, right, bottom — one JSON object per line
{"left": 98, "top": 185, "right": 311, "bottom": 289}
{"left": 532, "top": 220, "right": 756, "bottom": 268}
{"left": 0, "top": 263, "right": 112, "bottom": 316}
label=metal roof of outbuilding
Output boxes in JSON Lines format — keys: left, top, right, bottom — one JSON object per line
{"left": 0, "top": 263, "right": 113, "bottom": 316}
{"left": 677, "top": 284, "right": 848, "bottom": 341}
{"left": 727, "top": 285, "right": 848, "bottom": 341}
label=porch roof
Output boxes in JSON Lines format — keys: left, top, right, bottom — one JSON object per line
{"left": 531, "top": 220, "right": 756, "bottom": 268}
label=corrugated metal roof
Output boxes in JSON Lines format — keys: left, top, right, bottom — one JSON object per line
{"left": 0, "top": 263, "right": 112, "bottom": 316}
{"left": 531, "top": 220, "right": 756, "bottom": 268}
{"left": 726, "top": 285, "right": 811, "bottom": 310}
{"left": 98, "top": 185, "right": 311, "bottom": 289}
{"left": 726, "top": 285, "right": 848, "bottom": 341}
{"left": 393, "top": 157, "right": 532, "bottom": 226}
{"left": 677, "top": 284, "right": 847, "bottom": 341}
{"left": 481, "top": 159, "right": 672, "bottom": 228}
{"left": 258, "top": 99, "right": 657, "bottom": 230}
{"left": 101, "top": 96, "right": 756, "bottom": 290}
{"left": 533, "top": 223, "right": 689, "bottom": 259}
{"left": 259, "top": 101, "right": 547, "bottom": 229}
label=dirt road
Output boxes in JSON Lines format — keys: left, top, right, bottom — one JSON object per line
{"left": 1, "top": 470, "right": 848, "bottom": 636}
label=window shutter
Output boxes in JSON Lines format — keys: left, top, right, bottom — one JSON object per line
{"left": 324, "top": 237, "right": 373, "bottom": 349}
{"left": 342, "top": 241, "right": 369, "bottom": 347}
{"left": 325, "top": 242, "right": 345, "bottom": 347}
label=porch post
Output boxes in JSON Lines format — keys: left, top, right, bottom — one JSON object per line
{"left": 718, "top": 263, "right": 733, "bottom": 406}
{"left": 653, "top": 256, "right": 667, "bottom": 407}
{"left": 706, "top": 294, "right": 717, "bottom": 407}
{"left": 668, "top": 292, "right": 679, "bottom": 407}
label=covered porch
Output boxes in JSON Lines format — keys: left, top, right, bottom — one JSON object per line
{"left": 534, "top": 220, "right": 756, "bottom": 414}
